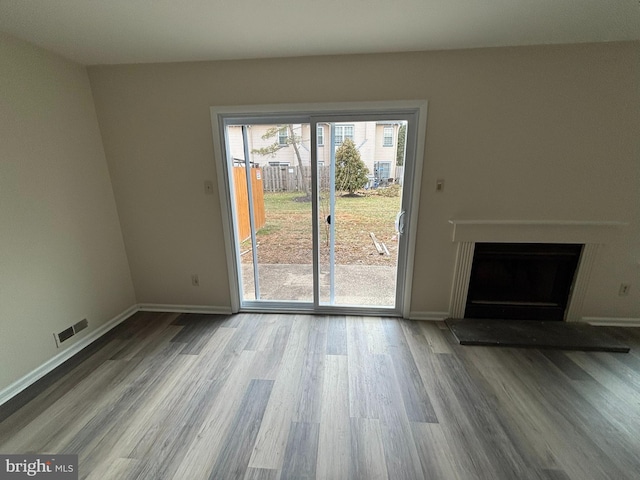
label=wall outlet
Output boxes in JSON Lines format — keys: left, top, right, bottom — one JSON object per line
{"left": 192, "top": 274, "right": 200, "bottom": 287}
{"left": 619, "top": 283, "right": 630, "bottom": 296}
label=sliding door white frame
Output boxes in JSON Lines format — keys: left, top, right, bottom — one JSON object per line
{"left": 210, "top": 101, "right": 428, "bottom": 318}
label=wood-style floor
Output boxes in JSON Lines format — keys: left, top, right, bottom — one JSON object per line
{"left": 1, "top": 312, "right": 640, "bottom": 480}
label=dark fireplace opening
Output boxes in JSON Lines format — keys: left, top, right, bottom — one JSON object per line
{"left": 465, "top": 243, "right": 582, "bottom": 321}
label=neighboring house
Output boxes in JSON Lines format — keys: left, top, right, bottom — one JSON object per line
{"left": 227, "top": 121, "right": 404, "bottom": 184}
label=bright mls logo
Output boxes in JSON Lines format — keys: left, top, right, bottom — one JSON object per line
{"left": 0, "top": 455, "right": 77, "bottom": 479}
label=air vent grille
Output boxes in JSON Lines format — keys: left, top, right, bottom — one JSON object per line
{"left": 54, "top": 318, "right": 88, "bottom": 348}
{"left": 57, "top": 327, "right": 74, "bottom": 343}
{"left": 73, "top": 318, "right": 88, "bottom": 334}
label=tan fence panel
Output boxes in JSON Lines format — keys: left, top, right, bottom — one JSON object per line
{"left": 262, "top": 165, "right": 298, "bottom": 192}
{"left": 262, "top": 165, "right": 330, "bottom": 192}
{"left": 233, "top": 167, "right": 265, "bottom": 242}
{"left": 252, "top": 168, "right": 266, "bottom": 229}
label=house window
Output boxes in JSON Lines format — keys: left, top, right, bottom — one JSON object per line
{"left": 334, "top": 125, "right": 354, "bottom": 145}
{"left": 375, "top": 161, "right": 391, "bottom": 180}
{"left": 269, "top": 161, "right": 290, "bottom": 167}
{"left": 317, "top": 126, "right": 324, "bottom": 146}
{"left": 383, "top": 126, "right": 393, "bottom": 147}
{"left": 278, "top": 127, "right": 288, "bottom": 146}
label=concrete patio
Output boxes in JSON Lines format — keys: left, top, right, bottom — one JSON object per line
{"left": 241, "top": 264, "right": 397, "bottom": 306}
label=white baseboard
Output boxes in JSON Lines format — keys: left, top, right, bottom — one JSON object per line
{"left": 583, "top": 316, "right": 640, "bottom": 327}
{"left": 0, "top": 304, "right": 139, "bottom": 408}
{"left": 137, "top": 303, "right": 232, "bottom": 315}
{"left": 409, "top": 311, "right": 450, "bottom": 321}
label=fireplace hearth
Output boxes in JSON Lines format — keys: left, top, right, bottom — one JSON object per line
{"left": 465, "top": 243, "right": 582, "bottom": 321}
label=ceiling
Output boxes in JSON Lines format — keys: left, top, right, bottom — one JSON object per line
{"left": 0, "top": 0, "right": 638, "bottom": 65}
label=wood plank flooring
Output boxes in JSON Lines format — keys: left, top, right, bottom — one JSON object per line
{"left": 1, "top": 312, "right": 640, "bottom": 479}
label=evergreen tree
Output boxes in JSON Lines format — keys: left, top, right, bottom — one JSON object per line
{"left": 335, "top": 138, "right": 369, "bottom": 194}
{"left": 396, "top": 123, "right": 406, "bottom": 166}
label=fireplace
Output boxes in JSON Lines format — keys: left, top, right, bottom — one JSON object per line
{"left": 448, "top": 220, "right": 625, "bottom": 322}
{"left": 465, "top": 243, "right": 582, "bottom": 321}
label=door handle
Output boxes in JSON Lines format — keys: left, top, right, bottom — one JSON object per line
{"left": 395, "top": 211, "right": 406, "bottom": 235}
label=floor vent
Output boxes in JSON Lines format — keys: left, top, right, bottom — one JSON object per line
{"left": 54, "top": 319, "right": 88, "bottom": 347}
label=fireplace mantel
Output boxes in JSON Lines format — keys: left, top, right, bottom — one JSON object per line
{"left": 448, "top": 220, "right": 628, "bottom": 322}
{"left": 449, "top": 220, "right": 628, "bottom": 244}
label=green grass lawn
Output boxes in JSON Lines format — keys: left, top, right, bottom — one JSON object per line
{"left": 244, "top": 190, "right": 402, "bottom": 265}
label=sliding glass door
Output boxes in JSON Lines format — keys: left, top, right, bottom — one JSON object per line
{"left": 315, "top": 118, "right": 406, "bottom": 308}
{"left": 213, "top": 103, "right": 424, "bottom": 316}
{"left": 224, "top": 121, "right": 314, "bottom": 304}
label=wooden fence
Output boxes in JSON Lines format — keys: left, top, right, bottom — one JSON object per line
{"left": 232, "top": 167, "right": 265, "bottom": 241}
{"left": 262, "top": 165, "right": 331, "bottom": 192}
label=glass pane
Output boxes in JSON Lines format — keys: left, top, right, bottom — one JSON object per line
{"left": 227, "top": 123, "right": 313, "bottom": 303}
{"left": 318, "top": 120, "right": 406, "bottom": 307}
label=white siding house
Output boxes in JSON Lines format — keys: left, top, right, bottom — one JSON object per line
{"left": 227, "top": 122, "right": 403, "bottom": 184}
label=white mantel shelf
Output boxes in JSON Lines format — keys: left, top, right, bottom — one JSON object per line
{"left": 448, "top": 220, "right": 628, "bottom": 244}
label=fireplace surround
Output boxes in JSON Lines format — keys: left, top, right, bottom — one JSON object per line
{"left": 448, "top": 220, "right": 628, "bottom": 322}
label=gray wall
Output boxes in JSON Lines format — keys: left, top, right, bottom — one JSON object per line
{"left": 86, "top": 42, "right": 639, "bottom": 319}
{"left": 0, "top": 34, "right": 136, "bottom": 391}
